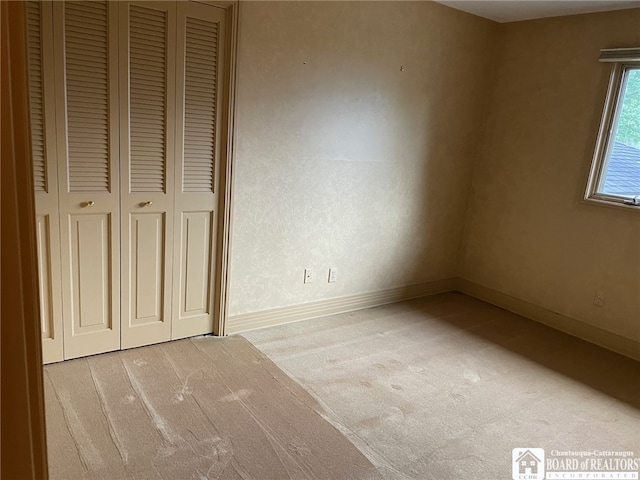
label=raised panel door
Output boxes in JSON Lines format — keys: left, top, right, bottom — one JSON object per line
{"left": 172, "top": 2, "right": 226, "bottom": 339}
{"left": 119, "top": 1, "right": 176, "bottom": 349}
{"left": 53, "top": 0, "right": 121, "bottom": 359}
{"left": 26, "top": 0, "right": 64, "bottom": 363}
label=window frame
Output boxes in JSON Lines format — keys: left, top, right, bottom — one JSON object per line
{"left": 585, "top": 48, "right": 640, "bottom": 211}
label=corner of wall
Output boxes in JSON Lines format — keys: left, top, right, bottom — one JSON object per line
{"left": 455, "top": 23, "right": 505, "bottom": 278}
{"left": 456, "top": 278, "right": 640, "bottom": 361}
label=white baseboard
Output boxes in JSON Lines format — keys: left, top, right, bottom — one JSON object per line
{"left": 457, "top": 278, "right": 640, "bottom": 361}
{"left": 225, "top": 276, "right": 639, "bottom": 361}
{"left": 225, "top": 278, "right": 457, "bottom": 335}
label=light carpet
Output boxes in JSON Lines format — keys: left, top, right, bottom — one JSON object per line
{"left": 44, "top": 336, "right": 378, "bottom": 480}
{"left": 243, "top": 292, "right": 640, "bottom": 480}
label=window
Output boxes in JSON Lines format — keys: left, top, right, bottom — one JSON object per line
{"left": 585, "top": 48, "right": 640, "bottom": 209}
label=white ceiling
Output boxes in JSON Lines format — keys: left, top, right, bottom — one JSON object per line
{"left": 434, "top": 0, "right": 640, "bottom": 23}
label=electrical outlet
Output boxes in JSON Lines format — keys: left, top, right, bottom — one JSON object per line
{"left": 594, "top": 291, "right": 605, "bottom": 307}
{"left": 304, "top": 268, "right": 313, "bottom": 284}
{"left": 328, "top": 268, "right": 337, "bottom": 283}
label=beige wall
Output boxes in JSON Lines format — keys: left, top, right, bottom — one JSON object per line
{"left": 229, "top": 1, "right": 497, "bottom": 315}
{"left": 461, "top": 9, "right": 640, "bottom": 341}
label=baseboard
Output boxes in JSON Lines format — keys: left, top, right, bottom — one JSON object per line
{"left": 225, "top": 276, "right": 639, "bottom": 361}
{"left": 225, "top": 278, "right": 457, "bottom": 335}
{"left": 456, "top": 278, "right": 640, "bottom": 361}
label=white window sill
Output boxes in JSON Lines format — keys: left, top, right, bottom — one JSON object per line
{"left": 584, "top": 194, "right": 640, "bottom": 212}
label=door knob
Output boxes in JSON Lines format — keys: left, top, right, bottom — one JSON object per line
{"left": 143, "top": 201, "right": 153, "bottom": 207}
{"left": 85, "top": 201, "right": 95, "bottom": 207}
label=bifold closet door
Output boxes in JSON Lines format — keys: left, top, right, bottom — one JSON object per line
{"left": 26, "top": 0, "right": 64, "bottom": 363}
{"left": 172, "top": 2, "right": 226, "bottom": 339}
{"left": 119, "top": 1, "right": 176, "bottom": 349}
{"left": 53, "top": 0, "right": 121, "bottom": 360}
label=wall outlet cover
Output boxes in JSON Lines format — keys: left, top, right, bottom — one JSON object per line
{"left": 328, "top": 268, "right": 337, "bottom": 283}
{"left": 304, "top": 268, "right": 313, "bottom": 284}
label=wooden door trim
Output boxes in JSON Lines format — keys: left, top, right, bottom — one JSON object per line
{"left": 1, "top": 1, "right": 49, "bottom": 477}
{"left": 212, "top": 0, "right": 239, "bottom": 336}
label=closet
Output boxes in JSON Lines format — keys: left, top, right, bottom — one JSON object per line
{"left": 27, "top": 0, "right": 229, "bottom": 363}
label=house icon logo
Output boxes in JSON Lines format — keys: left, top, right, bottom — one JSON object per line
{"left": 512, "top": 448, "right": 545, "bottom": 480}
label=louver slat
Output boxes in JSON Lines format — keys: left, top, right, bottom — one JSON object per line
{"left": 183, "top": 17, "right": 218, "bottom": 193}
{"left": 65, "top": 1, "right": 110, "bottom": 192}
{"left": 26, "top": 1, "right": 47, "bottom": 193}
{"left": 129, "top": 5, "right": 167, "bottom": 193}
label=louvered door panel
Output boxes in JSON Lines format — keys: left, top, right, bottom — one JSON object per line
{"left": 173, "top": 2, "right": 226, "bottom": 340}
{"left": 129, "top": 4, "right": 167, "bottom": 193}
{"left": 120, "top": 1, "right": 175, "bottom": 349}
{"left": 64, "top": 1, "right": 111, "bottom": 192}
{"left": 183, "top": 17, "right": 218, "bottom": 193}
{"left": 27, "top": 1, "right": 47, "bottom": 193}
{"left": 26, "top": 0, "right": 64, "bottom": 363}
{"left": 54, "top": 0, "right": 121, "bottom": 360}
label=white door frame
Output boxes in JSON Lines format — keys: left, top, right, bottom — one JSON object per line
{"left": 210, "top": 0, "right": 239, "bottom": 336}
